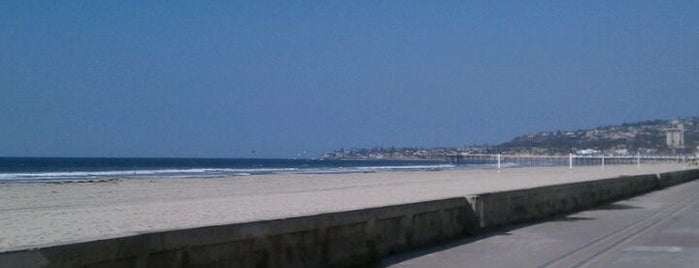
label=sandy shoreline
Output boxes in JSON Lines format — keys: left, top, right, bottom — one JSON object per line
{"left": 0, "top": 164, "right": 687, "bottom": 252}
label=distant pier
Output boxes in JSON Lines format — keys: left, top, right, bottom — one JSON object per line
{"left": 446, "top": 154, "right": 465, "bottom": 163}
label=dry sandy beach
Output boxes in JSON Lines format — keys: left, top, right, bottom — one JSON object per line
{"left": 0, "top": 164, "right": 687, "bottom": 252}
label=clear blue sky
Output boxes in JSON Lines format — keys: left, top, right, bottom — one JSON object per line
{"left": 1, "top": 1, "right": 698, "bottom": 158}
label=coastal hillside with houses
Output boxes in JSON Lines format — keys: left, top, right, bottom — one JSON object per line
{"left": 322, "top": 117, "right": 699, "bottom": 160}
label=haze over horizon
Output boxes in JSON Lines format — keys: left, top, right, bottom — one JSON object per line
{"left": 2, "top": 1, "right": 698, "bottom": 158}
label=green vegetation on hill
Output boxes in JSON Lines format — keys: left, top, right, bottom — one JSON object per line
{"left": 322, "top": 117, "right": 699, "bottom": 160}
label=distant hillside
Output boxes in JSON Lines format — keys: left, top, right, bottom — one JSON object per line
{"left": 321, "top": 117, "right": 699, "bottom": 160}
{"left": 321, "top": 146, "right": 473, "bottom": 161}
{"left": 497, "top": 117, "right": 698, "bottom": 155}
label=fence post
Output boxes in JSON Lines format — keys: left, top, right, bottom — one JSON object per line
{"left": 636, "top": 153, "right": 641, "bottom": 171}
{"left": 497, "top": 154, "right": 501, "bottom": 172}
{"left": 601, "top": 155, "right": 605, "bottom": 169}
{"left": 569, "top": 153, "right": 573, "bottom": 170}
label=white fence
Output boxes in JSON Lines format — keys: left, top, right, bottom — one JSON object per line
{"left": 447, "top": 153, "right": 698, "bottom": 171}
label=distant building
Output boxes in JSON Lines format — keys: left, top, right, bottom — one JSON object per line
{"left": 665, "top": 122, "right": 685, "bottom": 151}
{"left": 613, "top": 148, "right": 629, "bottom": 155}
{"left": 576, "top": 149, "right": 600, "bottom": 155}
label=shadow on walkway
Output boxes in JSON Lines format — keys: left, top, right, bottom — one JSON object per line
{"left": 376, "top": 201, "right": 643, "bottom": 267}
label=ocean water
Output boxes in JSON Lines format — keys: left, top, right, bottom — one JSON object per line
{"left": 0, "top": 157, "right": 456, "bottom": 183}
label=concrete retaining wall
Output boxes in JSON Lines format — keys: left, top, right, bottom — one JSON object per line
{"left": 0, "top": 198, "right": 477, "bottom": 268}
{"left": 467, "top": 174, "right": 659, "bottom": 229}
{"left": 2, "top": 168, "right": 698, "bottom": 268}
{"left": 469, "top": 169, "right": 699, "bottom": 229}
{"left": 658, "top": 169, "right": 699, "bottom": 189}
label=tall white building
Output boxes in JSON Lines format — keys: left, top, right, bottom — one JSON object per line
{"left": 666, "top": 122, "right": 685, "bottom": 150}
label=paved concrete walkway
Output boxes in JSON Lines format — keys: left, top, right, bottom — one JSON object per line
{"left": 383, "top": 172, "right": 699, "bottom": 268}
{"left": 0, "top": 164, "right": 687, "bottom": 252}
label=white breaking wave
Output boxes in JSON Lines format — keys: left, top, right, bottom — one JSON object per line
{"left": 355, "top": 164, "right": 456, "bottom": 170}
{"left": 0, "top": 168, "right": 299, "bottom": 181}
{"left": 0, "top": 164, "right": 458, "bottom": 182}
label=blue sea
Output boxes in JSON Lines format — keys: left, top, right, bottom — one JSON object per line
{"left": 0, "top": 157, "right": 457, "bottom": 183}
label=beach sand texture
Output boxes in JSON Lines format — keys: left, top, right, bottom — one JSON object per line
{"left": 0, "top": 164, "right": 687, "bottom": 252}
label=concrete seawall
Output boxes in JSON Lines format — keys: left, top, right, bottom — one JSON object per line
{"left": 467, "top": 173, "right": 659, "bottom": 229}
{"left": 2, "top": 168, "right": 698, "bottom": 268}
